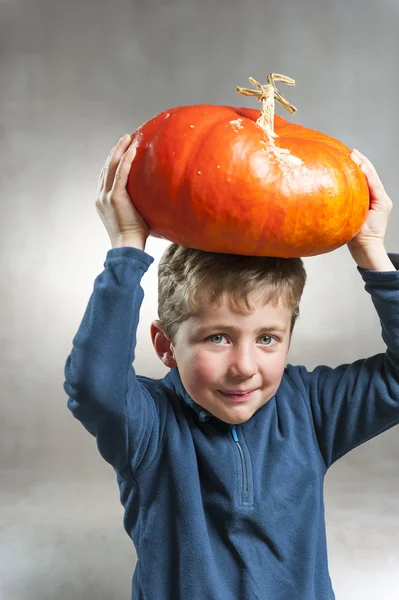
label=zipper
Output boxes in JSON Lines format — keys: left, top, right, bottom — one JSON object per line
{"left": 231, "top": 425, "right": 248, "bottom": 493}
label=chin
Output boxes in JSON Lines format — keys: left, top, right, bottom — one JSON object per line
{"left": 224, "top": 415, "right": 251, "bottom": 425}
{"left": 219, "top": 406, "right": 256, "bottom": 425}
{"left": 217, "top": 396, "right": 272, "bottom": 425}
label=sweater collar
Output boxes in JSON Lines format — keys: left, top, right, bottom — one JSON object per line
{"left": 162, "top": 368, "right": 214, "bottom": 423}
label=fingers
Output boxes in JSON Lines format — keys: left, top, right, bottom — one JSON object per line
{"left": 112, "top": 137, "right": 138, "bottom": 194}
{"left": 96, "top": 134, "right": 132, "bottom": 198}
{"left": 97, "top": 144, "right": 116, "bottom": 195}
{"left": 351, "top": 149, "right": 390, "bottom": 205}
{"left": 351, "top": 149, "right": 378, "bottom": 176}
{"left": 103, "top": 134, "right": 132, "bottom": 192}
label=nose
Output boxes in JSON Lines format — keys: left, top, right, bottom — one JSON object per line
{"left": 227, "top": 344, "right": 257, "bottom": 378}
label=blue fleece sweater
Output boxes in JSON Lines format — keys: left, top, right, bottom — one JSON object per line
{"left": 64, "top": 247, "right": 399, "bottom": 600}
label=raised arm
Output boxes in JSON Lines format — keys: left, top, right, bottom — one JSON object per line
{"left": 294, "top": 149, "right": 399, "bottom": 468}
{"left": 64, "top": 135, "right": 159, "bottom": 474}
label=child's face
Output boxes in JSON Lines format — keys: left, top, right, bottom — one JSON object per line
{"left": 168, "top": 292, "right": 292, "bottom": 424}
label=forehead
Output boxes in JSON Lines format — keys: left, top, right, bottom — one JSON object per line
{"left": 197, "top": 286, "right": 289, "bottom": 311}
{"left": 189, "top": 290, "right": 291, "bottom": 330}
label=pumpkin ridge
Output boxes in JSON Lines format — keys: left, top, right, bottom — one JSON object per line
{"left": 310, "top": 141, "right": 356, "bottom": 246}
{"left": 167, "top": 108, "right": 246, "bottom": 238}
{"left": 176, "top": 112, "right": 249, "bottom": 211}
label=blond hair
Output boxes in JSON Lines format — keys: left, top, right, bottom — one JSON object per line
{"left": 157, "top": 244, "right": 307, "bottom": 344}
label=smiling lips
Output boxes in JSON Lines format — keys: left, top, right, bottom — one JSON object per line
{"left": 218, "top": 389, "right": 257, "bottom": 402}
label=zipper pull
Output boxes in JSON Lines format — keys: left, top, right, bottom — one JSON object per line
{"left": 231, "top": 425, "right": 239, "bottom": 442}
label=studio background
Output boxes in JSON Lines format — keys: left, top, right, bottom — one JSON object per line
{"left": 1, "top": 0, "right": 398, "bottom": 598}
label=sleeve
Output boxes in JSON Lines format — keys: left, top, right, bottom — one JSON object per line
{"left": 295, "top": 253, "right": 399, "bottom": 469}
{"left": 63, "top": 246, "right": 159, "bottom": 473}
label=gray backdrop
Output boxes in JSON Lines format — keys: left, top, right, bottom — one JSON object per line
{"left": 1, "top": 0, "right": 398, "bottom": 598}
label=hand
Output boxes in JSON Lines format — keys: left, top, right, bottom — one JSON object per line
{"left": 96, "top": 134, "right": 150, "bottom": 248}
{"left": 347, "top": 149, "right": 393, "bottom": 251}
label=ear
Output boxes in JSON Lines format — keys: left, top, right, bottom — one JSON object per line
{"left": 150, "top": 320, "right": 177, "bottom": 368}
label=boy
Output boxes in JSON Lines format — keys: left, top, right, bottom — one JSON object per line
{"left": 64, "top": 134, "right": 399, "bottom": 599}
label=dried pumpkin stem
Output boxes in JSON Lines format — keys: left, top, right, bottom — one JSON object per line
{"left": 236, "top": 73, "right": 297, "bottom": 136}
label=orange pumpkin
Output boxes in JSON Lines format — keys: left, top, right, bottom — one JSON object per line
{"left": 127, "top": 73, "right": 369, "bottom": 257}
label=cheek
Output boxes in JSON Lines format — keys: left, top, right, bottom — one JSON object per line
{"left": 191, "top": 349, "right": 223, "bottom": 383}
{"left": 263, "top": 352, "right": 287, "bottom": 382}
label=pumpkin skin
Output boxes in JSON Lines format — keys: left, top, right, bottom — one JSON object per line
{"left": 126, "top": 105, "right": 369, "bottom": 257}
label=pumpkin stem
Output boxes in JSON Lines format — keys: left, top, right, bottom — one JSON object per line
{"left": 236, "top": 73, "right": 297, "bottom": 136}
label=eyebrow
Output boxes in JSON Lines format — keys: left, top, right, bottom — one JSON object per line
{"left": 195, "top": 324, "right": 288, "bottom": 335}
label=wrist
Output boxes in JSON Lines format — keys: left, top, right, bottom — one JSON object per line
{"left": 347, "top": 241, "right": 395, "bottom": 271}
{"left": 113, "top": 232, "right": 148, "bottom": 251}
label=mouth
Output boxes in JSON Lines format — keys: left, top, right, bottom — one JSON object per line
{"left": 217, "top": 389, "right": 257, "bottom": 403}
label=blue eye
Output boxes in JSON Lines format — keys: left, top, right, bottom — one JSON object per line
{"left": 206, "top": 334, "right": 277, "bottom": 346}
{"left": 208, "top": 334, "right": 227, "bottom": 345}
{"left": 259, "top": 335, "right": 275, "bottom": 346}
